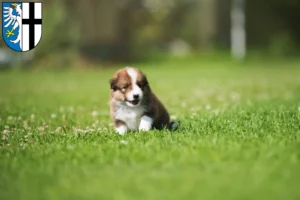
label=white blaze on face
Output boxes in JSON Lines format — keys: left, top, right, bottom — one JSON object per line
{"left": 126, "top": 68, "right": 143, "bottom": 102}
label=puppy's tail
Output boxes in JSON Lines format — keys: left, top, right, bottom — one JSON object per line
{"left": 167, "top": 121, "right": 180, "bottom": 132}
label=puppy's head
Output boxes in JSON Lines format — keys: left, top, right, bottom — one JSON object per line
{"left": 109, "top": 67, "right": 149, "bottom": 107}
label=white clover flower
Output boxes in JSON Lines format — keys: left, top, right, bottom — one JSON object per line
{"left": 38, "top": 126, "right": 45, "bottom": 131}
{"left": 59, "top": 106, "right": 65, "bottom": 113}
{"left": 23, "top": 121, "right": 28, "bottom": 128}
{"left": 181, "top": 102, "right": 187, "bottom": 108}
{"left": 91, "top": 111, "right": 98, "bottom": 117}
{"left": 120, "top": 140, "right": 128, "bottom": 145}
{"left": 30, "top": 114, "right": 35, "bottom": 120}
{"left": 170, "top": 115, "right": 177, "bottom": 120}
{"left": 67, "top": 145, "right": 74, "bottom": 150}
{"left": 55, "top": 127, "right": 62, "bottom": 133}
{"left": 205, "top": 104, "right": 211, "bottom": 110}
{"left": 68, "top": 106, "right": 74, "bottom": 112}
{"left": 213, "top": 109, "right": 220, "bottom": 115}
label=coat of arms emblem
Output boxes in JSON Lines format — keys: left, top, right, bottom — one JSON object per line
{"left": 2, "top": 2, "right": 42, "bottom": 52}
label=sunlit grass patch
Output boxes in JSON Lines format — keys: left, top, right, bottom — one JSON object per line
{"left": 0, "top": 59, "right": 300, "bottom": 200}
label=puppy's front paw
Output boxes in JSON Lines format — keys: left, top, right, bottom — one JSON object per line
{"left": 116, "top": 125, "right": 127, "bottom": 135}
{"left": 139, "top": 124, "right": 151, "bottom": 131}
{"left": 139, "top": 116, "right": 153, "bottom": 132}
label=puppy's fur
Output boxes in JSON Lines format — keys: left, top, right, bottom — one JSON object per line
{"left": 109, "top": 67, "right": 170, "bottom": 134}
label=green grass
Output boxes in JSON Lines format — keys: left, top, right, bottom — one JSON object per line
{"left": 0, "top": 57, "right": 300, "bottom": 200}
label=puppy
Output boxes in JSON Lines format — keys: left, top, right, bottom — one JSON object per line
{"left": 109, "top": 67, "right": 176, "bottom": 134}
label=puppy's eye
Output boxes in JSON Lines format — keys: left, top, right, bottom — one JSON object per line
{"left": 121, "top": 85, "right": 128, "bottom": 93}
{"left": 137, "top": 81, "right": 148, "bottom": 89}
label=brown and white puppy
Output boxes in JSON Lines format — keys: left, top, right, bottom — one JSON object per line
{"left": 109, "top": 67, "right": 170, "bottom": 134}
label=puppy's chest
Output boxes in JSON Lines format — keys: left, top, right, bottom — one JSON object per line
{"left": 115, "top": 105, "right": 145, "bottom": 130}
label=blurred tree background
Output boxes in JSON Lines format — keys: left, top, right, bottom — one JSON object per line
{"left": 1, "top": 0, "right": 300, "bottom": 66}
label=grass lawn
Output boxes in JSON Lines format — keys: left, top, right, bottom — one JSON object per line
{"left": 0, "top": 57, "right": 300, "bottom": 200}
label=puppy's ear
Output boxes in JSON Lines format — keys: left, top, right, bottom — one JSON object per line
{"left": 109, "top": 78, "right": 117, "bottom": 90}
{"left": 141, "top": 75, "right": 149, "bottom": 86}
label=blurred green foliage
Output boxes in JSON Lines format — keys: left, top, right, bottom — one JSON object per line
{"left": 36, "top": 0, "right": 80, "bottom": 58}
{"left": 1, "top": 0, "right": 299, "bottom": 64}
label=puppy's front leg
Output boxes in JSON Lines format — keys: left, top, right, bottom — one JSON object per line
{"left": 139, "top": 115, "right": 153, "bottom": 132}
{"left": 115, "top": 120, "right": 127, "bottom": 135}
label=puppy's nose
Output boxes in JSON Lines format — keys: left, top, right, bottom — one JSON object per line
{"left": 133, "top": 94, "right": 139, "bottom": 100}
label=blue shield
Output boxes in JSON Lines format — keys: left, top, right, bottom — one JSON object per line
{"left": 2, "top": 2, "right": 42, "bottom": 52}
